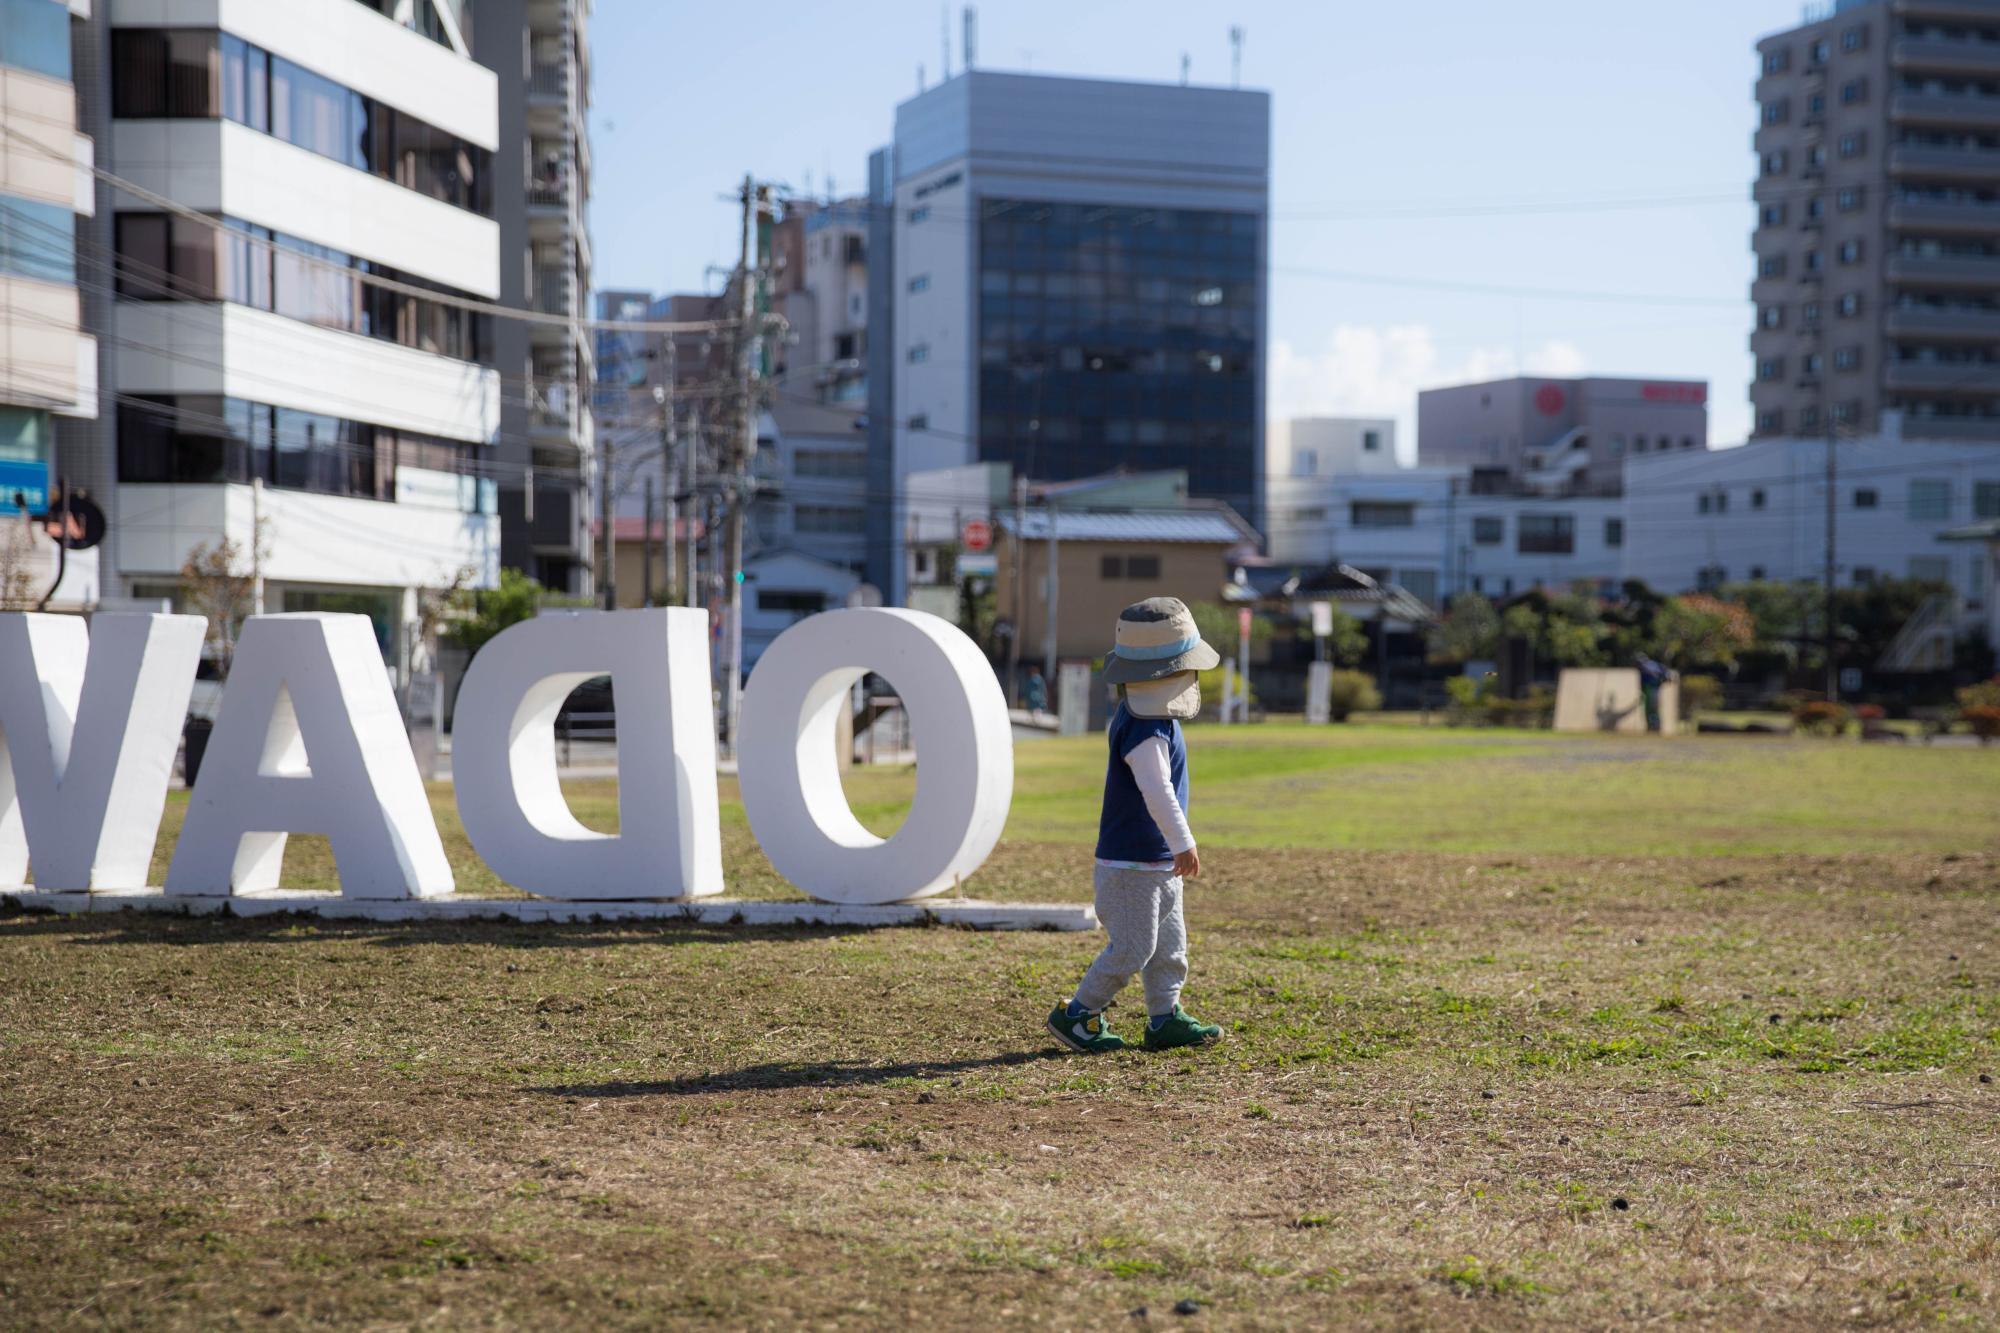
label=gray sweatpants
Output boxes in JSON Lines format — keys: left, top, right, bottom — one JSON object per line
{"left": 1072, "top": 863, "right": 1188, "bottom": 1016}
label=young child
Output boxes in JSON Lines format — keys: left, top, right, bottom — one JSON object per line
{"left": 1047, "top": 597, "right": 1224, "bottom": 1054}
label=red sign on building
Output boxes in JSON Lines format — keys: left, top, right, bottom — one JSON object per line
{"left": 961, "top": 519, "right": 993, "bottom": 552}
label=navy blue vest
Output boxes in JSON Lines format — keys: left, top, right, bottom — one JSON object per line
{"left": 1094, "top": 703, "right": 1190, "bottom": 863}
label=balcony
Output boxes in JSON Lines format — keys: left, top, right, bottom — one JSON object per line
{"left": 1893, "top": 0, "right": 2000, "bottom": 22}
{"left": 1883, "top": 359, "right": 2000, "bottom": 390}
{"left": 1884, "top": 304, "right": 2000, "bottom": 338}
{"left": 1886, "top": 251, "right": 2000, "bottom": 286}
{"left": 1894, "top": 413, "right": 2000, "bottom": 441}
{"left": 531, "top": 264, "right": 576, "bottom": 318}
{"left": 1893, "top": 36, "right": 2000, "bottom": 76}
{"left": 1887, "top": 196, "right": 2000, "bottom": 231}
{"left": 1891, "top": 90, "right": 2000, "bottom": 129}
{"left": 1888, "top": 141, "right": 2000, "bottom": 179}
{"left": 527, "top": 57, "right": 580, "bottom": 133}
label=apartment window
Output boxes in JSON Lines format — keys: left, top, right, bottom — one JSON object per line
{"left": 112, "top": 29, "right": 492, "bottom": 216}
{"left": 1760, "top": 203, "right": 1788, "bottom": 228}
{"left": 1837, "top": 238, "right": 1863, "bottom": 265}
{"left": 907, "top": 205, "right": 931, "bottom": 224}
{"left": 1761, "top": 150, "right": 1789, "bottom": 177}
{"left": 1350, "top": 501, "right": 1415, "bottom": 528}
{"left": 1854, "top": 488, "right": 1878, "bottom": 509}
{"left": 1757, "top": 409, "right": 1784, "bottom": 433}
{"left": 907, "top": 273, "right": 930, "bottom": 293}
{"left": 1804, "top": 351, "right": 1824, "bottom": 377}
{"left": 1840, "top": 24, "right": 1866, "bottom": 52}
{"left": 1362, "top": 430, "right": 1382, "bottom": 453}
{"left": 1801, "top": 405, "right": 1822, "bottom": 431}
{"left": 796, "top": 505, "right": 867, "bottom": 534}
{"left": 1604, "top": 517, "right": 1624, "bottom": 549}
{"left": 1804, "top": 247, "right": 1823, "bottom": 273}
{"left": 758, "top": 590, "right": 827, "bottom": 616}
{"left": 1809, "top": 38, "right": 1830, "bottom": 64}
{"left": 1752, "top": 488, "right": 1767, "bottom": 510}
{"left": 1100, "top": 554, "right": 1124, "bottom": 579}
{"left": 1758, "top": 357, "right": 1785, "bottom": 382}
{"left": 1838, "top": 132, "right": 1866, "bottom": 159}
{"left": 1289, "top": 507, "right": 1327, "bottom": 525}
{"left": 1832, "top": 401, "right": 1861, "bottom": 426}
{"left": 1975, "top": 480, "right": 2000, "bottom": 518}
{"left": 1762, "top": 99, "right": 1789, "bottom": 125}
{"left": 1472, "top": 516, "right": 1504, "bottom": 545}
{"left": 1837, "top": 187, "right": 1865, "bottom": 213}
{"left": 1763, "top": 48, "right": 1790, "bottom": 75}
{"left": 1293, "top": 447, "right": 1318, "bottom": 477}
{"left": 1841, "top": 78, "right": 1868, "bottom": 104}
{"left": 1909, "top": 556, "right": 1952, "bottom": 586}
{"left": 1909, "top": 478, "right": 1951, "bottom": 520}
{"left": 1400, "top": 569, "right": 1440, "bottom": 606}
{"left": 1806, "top": 196, "right": 1826, "bottom": 221}
{"left": 1806, "top": 145, "right": 1828, "bottom": 172}
{"left": 1682, "top": 436, "right": 1696, "bottom": 450}
{"left": 1634, "top": 434, "right": 1648, "bottom": 452}
{"left": 1807, "top": 93, "right": 1827, "bottom": 118}
{"left": 1517, "top": 514, "right": 1575, "bottom": 555}
{"left": 1126, "top": 554, "right": 1162, "bottom": 580}
{"left": 1835, "top": 346, "right": 1862, "bottom": 372}
{"left": 1802, "top": 300, "right": 1822, "bottom": 328}
{"left": 793, "top": 449, "right": 865, "bottom": 478}
{"left": 1761, "top": 304, "right": 1786, "bottom": 329}
{"left": 906, "top": 343, "right": 930, "bottom": 364}
{"left": 1837, "top": 292, "right": 1862, "bottom": 317}
{"left": 1759, "top": 255, "right": 1787, "bottom": 279}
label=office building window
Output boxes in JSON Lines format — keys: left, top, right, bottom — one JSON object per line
{"left": 795, "top": 504, "right": 866, "bottom": 534}
{"left": 1472, "top": 516, "right": 1503, "bottom": 545}
{"left": 907, "top": 205, "right": 930, "bottom": 224}
{"left": 112, "top": 29, "right": 492, "bottom": 216}
{"left": 794, "top": 449, "right": 865, "bottom": 478}
{"left": 1908, "top": 478, "right": 1951, "bottom": 520}
{"left": 906, "top": 343, "right": 929, "bottom": 363}
{"left": 905, "top": 413, "right": 929, "bottom": 431}
{"left": 1604, "top": 517, "right": 1624, "bottom": 549}
{"left": 0, "top": 196, "right": 74, "bottom": 284}
{"left": 907, "top": 273, "right": 930, "bottom": 292}
{"left": 1351, "top": 501, "right": 1415, "bottom": 528}
{"left": 1975, "top": 481, "right": 2000, "bottom": 519}
{"left": 1517, "top": 515, "right": 1574, "bottom": 555}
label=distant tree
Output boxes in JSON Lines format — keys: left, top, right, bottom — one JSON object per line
{"left": 1428, "top": 593, "right": 1501, "bottom": 664}
{"left": 448, "top": 567, "right": 549, "bottom": 658}
{"left": 179, "top": 516, "right": 270, "bottom": 683}
{"left": 0, "top": 510, "right": 38, "bottom": 610}
{"left": 1648, "top": 594, "right": 1754, "bottom": 673}
{"left": 1189, "top": 600, "right": 1271, "bottom": 655}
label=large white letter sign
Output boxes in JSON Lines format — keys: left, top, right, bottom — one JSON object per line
{"left": 738, "top": 608, "right": 1012, "bottom": 905}
{"left": 450, "top": 608, "right": 723, "bottom": 900}
{"left": 0, "top": 613, "right": 205, "bottom": 890}
{"left": 165, "top": 614, "right": 453, "bottom": 899}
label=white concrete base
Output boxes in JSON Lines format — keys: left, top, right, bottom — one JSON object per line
{"left": 0, "top": 889, "right": 1097, "bottom": 931}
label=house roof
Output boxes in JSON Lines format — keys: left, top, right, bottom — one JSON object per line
{"left": 1296, "top": 563, "right": 1437, "bottom": 622}
{"left": 997, "top": 505, "right": 1256, "bottom": 546}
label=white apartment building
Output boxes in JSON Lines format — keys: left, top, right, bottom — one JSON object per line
{"left": 88, "top": 0, "right": 500, "bottom": 670}
{"left": 1624, "top": 433, "right": 2000, "bottom": 638}
{"left": 3, "top": 0, "right": 98, "bottom": 608}
{"left": 1263, "top": 415, "right": 1396, "bottom": 563}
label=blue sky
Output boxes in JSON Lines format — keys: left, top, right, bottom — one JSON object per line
{"left": 589, "top": 0, "right": 1813, "bottom": 450}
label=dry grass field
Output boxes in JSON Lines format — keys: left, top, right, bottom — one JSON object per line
{"left": 2, "top": 726, "right": 1996, "bottom": 1327}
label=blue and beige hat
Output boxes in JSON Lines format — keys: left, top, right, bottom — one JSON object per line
{"left": 1100, "top": 597, "right": 1222, "bottom": 685}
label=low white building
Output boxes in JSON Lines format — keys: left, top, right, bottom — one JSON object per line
{"left": 1263, "top": 416, "right": 1396, "bottom": 563}
{"left": 740, "top": 548, "right": 860, "bottom": 669}
{"left": 1624, "top": 435, "right": 2000, "bottom": 637}
{"left": 1312, "top": 470, "right": 1627, "bottom": 608}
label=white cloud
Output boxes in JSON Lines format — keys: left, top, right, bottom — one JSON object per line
{"left": 1270, "top": 326, "right": 1587, "bottom": 463}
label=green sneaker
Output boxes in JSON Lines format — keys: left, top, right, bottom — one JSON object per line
{"left": 1142, "top": 1006, "right": 1222, "bottom": 1051}
{"left": 1047, "top": 1002, "right": 1127, "bottom": 1054}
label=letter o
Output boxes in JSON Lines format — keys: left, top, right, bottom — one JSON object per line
{"left": 737, "top": 608, "right": 1012, "bottom": 904}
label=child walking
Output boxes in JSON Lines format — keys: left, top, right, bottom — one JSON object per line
{"left": 1048, "top": 597, "right": 1224, "bottom": 1054}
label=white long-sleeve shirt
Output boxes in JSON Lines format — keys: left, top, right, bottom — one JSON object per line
{"left": 1096, "top": 734, "right": 1195, "bottom": 869}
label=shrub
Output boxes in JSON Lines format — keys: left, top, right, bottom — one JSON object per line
{"left": 1855, "top": 703, "right": 1887, "bottom": 722}
{"left": 1961, "top": 706, "right": 2000, "bottom": 741}
{"left": 1323, "top": 669, "right": 1381, "bottom": 722}
{"left": 1678, "top": 673, "right": 1723, "bottom": 721}
{"left": 1957, "top": 676, "right": 2000, "bottom": 711}
{"left": 1443, "top": 674, "right": 1551, "bottom": 729}
{"left": 1792, "top": 699, "right": 1851, "bottom": 737}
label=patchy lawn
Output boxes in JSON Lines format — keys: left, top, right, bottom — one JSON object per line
{"left": 2, "top": 729, "right": 1997, "bottom": 1326}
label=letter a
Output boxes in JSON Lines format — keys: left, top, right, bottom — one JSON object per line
{"left": 0, "top": 613, "right": 205, "bottom": 891}
{"left": 165, "top": 614, "right": 453, "bottom": 899}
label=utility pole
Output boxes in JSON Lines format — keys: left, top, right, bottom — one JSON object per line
{"left": 660, "top": 338, "right": 678, "bottom": 606}
{"left": 722, "top": 175, "right": 763, "bottom": 756}
{"left": 1823, "top": 427, "right": 1839, "bottom": 701}
{"left": 1007, "top": 472, "right": 1027, "bottom": 706}
{"left": 684, "top": 407, "right": 701, "bottom": 608}
{"left": 598, "top": 426, "right": 616, "bottom": 609}
{"left": 1042, "top": 496, "right": 1060, "bottom": 685}
{"left": 642, "top": 474, "right": 655, "bottom": 606}
{"left": 250, "top": 475, "right": 265, "bottom": 615}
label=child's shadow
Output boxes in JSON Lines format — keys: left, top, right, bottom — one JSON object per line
{"left": 527, "top": 1049, "right": 1065, "bottom": 1098}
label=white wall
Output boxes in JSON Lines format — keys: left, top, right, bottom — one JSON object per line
{"left": 108, "top": 0, "right": 498, "bottom": 148}
{"left": 111, "top": 121, "right": 499, "bottom": 296}
{"left": 114, "top": 478, "right": 498, "bottom": 588}
{"left": 1624, "top": 437, "right": 2000, "bottom": 632}
{"left": 113, "top": 303, "right": 499, "bottom": 443}
{"left": 891, "top": 168, "right": 975, "bottom": 483}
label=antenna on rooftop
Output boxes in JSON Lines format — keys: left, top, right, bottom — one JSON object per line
{"left": 963, "top": 6, "right": 978, "bottom": 70}
{"left": 941, "top": 6, "right": 951, "bottom": 79}
{"left": 1229, "top": 25, "right": 1244, "bottom": 88}
{"left": 1180, "top": 52, "right": 1190, "bottom": 86}
{"left": 917, "top": 62, "right": 925, "bottom": 92}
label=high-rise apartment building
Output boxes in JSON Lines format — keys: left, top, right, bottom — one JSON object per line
{"left": 477, "top": 0, "right": 593, "bottom": 594}
{"left": 866, "top": 70, "right": 1270, "bottom": 600}
{"left": 1418, "top": 375, "right": 1708, "bottom": 492}
{"left": 3, "top": 0, "right": 97, "bottom": 606}
{"left": 1751, "top": 0, "right": 2000, "bottom": 442}
{"left": 84, "top": 0, "right": 501, "bottom": 669}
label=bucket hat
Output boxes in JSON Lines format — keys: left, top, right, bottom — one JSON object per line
{"left": 1100, "top": 597, "right": 1221, "bottom": 685}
